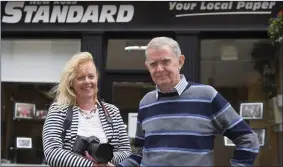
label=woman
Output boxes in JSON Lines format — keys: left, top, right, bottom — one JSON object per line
{"left": 42, "top": 52, "right": 131, "bottom": 167}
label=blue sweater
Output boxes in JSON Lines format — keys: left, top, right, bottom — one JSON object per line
{"left": 118, "top": 84, "right": 260, "bottom": 166}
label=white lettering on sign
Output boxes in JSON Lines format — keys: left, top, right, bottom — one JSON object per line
{"left": 169, "top": 2, "right": 197, "bottom": 11}
{"left": 29, "top": 1, "right": 51, "bottom": 5}
{"left": 169, "top": 1, "right": 277, "bottom": 17}
{"left": 236, "top": 2, "right": 276, "bottom": 11}
{"left": 2, "top": 1, "right": 135, "bottom": 23}
{"left": 200, "top": 2, "right": 233, "bottom": 10}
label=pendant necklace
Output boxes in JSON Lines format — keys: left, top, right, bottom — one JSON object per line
{"left": 80, "top": 104, "right": 97, "bottom": 119}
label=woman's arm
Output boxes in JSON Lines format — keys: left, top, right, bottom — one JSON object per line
{"left": 42, "top": 102, "right": 94, "bottom": 167}
{"left": 110, "top": 106, "right": 131, "bottom": 165}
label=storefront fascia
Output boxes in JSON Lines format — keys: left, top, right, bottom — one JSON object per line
{"left": 2, "top": 1, "right": 281, "bottom": 84}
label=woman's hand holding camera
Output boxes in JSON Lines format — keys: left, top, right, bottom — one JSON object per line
{"left": 84, "top": 151, "right": 114, "bottom": 167}
{"left": 85, "top": 151, "right": 96, "bottom": 162}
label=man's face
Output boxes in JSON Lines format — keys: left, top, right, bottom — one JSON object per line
{"left": 145, "top": 46, "right": 185, "bottom": 91}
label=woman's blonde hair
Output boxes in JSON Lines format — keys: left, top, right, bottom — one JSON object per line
{"left": 50, "top": 52, "right": 98, "bottom": 106}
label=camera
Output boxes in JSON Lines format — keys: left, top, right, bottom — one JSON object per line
{"left": 72, "top": 135, "right": 114, "bottom": 163}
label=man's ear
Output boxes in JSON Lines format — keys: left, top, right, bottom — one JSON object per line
{"left": 179, "top": 55, "right": 185, "bottom": 69}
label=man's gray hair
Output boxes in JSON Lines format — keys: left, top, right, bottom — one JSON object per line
{"left": 145, "top": 37, "right": 182, "bottom": 58}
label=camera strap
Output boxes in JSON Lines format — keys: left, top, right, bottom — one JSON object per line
{"left": 97, "top": 99, "right": 114, "bottom": 144}
{"left": 97, "top": 99, "right": 113, "bottom": 124}
{"left": 61, "top": 106, "right": 73, "bottom": 141}
{"left": 61, "top": 100, "right": 114, "bottom": 143}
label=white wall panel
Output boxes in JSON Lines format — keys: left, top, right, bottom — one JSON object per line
{"left": 1, "top": 39, "right": 81, "bottom": 83}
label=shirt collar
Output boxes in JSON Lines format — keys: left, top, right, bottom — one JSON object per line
{"left": 155, "top": 74, "right": 188, "bottom": 99}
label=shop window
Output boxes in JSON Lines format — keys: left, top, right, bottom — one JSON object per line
{"left": 1, "top": 39, "right": 81, "bottom": 83}
{"left": 106, "top": 39, "right": 150, "bottom": 70}
{"left": 1, "top": 82, "right": 55, "bottom": 164}
{"left": 201, "top": 39, "right": 279, "bottom": 166}
{"left": 1, "top": 39, "right": 80, "bottom": 164}
{"left": 112, "top": 81, "right": 155, "bottom": 122}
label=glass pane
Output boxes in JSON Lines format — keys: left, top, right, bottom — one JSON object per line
{"left": 107, "top": 39, "right": 150, "bottom": 70}
{"left": 202, "top": 39, "right": 263, "bottom": 90}
{"left": 1, "top": 39, "right": 81, "bottom": 83}
{"left": 1, "top": 82, "right": 55, "bottom": 163}
{"left": 112, "top": 81, "right": 155, "bottom": 120}
{"left": 112, "top": 81, "right": 155, "bottom": 150}
{"left": 201, "top": 39, "right": 278, "bottom": 166}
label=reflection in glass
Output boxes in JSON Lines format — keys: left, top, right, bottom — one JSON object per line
{"left": 201, "top": 39, "right": 277, "bottom": 166}
{"left": 112, "top": 82, "right": 155, "bottom": 150}
{"left": 112, "top": 82, "right": 155, "bottom": 123}
{"left": 107, "top": 39, "right": 150, "bottom": 70}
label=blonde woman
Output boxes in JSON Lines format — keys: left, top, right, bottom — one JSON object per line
{"left": 42, "top": 52, "right": 131, "bottom": 167}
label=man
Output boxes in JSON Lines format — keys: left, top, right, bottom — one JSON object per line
{"left": 116, "top": 37, "right": 260, "bottom": 166}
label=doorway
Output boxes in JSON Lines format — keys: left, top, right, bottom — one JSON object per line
{"left": 102, "top": 32, "right": 175, "bottom": 143}
{"left": 101, "top": 73, "right": 154, "bottom": 123}
{"left": 103, "top": 33, "right": 176, "bottom": 123}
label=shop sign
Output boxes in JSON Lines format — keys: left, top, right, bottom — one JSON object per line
{"left": 1, "top": 1, "right": 134, "bottom": 23}
{"left": 1, "top": 1, "right": 282, "bottom": 32}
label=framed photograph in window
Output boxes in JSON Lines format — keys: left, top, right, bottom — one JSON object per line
{"left": 240, "top": 102, "right": 263, "bottom": 119}
{"left": 34, "top": 109, "right": 48, "bottom": 119}
{"left": 128, "top": 113, "right": 138, "bottom": 138}
{"left": 14, "top": 102, "right": 35, "bottom": 119}
{"left": 16, "top": 137, "right": 32, "bottom": 149}
{"left": 224, "top": 137, "right": 235, "bottom": 146}
{"left": 253, "top": 128, "right": 266, "bottom": 146}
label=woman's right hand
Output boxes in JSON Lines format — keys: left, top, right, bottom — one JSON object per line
{"left": 85, "top": 151, "right": 112, "bottom": 167}
{"left": 85, "top": 151, "right": 96, "bottom": 162}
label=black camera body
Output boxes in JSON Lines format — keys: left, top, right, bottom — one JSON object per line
{"left": 72, "top": 135, "right": 114, "bottom": 163}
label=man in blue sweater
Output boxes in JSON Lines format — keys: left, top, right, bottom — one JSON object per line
{"left": 116, "top": 37, "right": 260, "bottom": 166}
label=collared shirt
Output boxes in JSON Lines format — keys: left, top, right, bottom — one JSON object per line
{"left": 156, "top": 74, "right": 188, "bottom": 99}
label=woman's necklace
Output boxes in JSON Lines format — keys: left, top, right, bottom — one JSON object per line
{"left": 80, "top": 104, "right": 98, "bottom": 119}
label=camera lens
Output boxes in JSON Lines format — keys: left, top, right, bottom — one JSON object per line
{"left": 89, "top": 143, "right": 114, "bottom": 163}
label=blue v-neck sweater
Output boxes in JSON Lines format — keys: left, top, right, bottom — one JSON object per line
{"left": 118, "top": 84, "right": 259, "bottom": 166}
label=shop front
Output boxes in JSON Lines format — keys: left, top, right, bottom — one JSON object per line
{"left": 1, "top": 1, "right": 282, "bottom": 166}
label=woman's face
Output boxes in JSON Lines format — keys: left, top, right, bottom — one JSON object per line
{"left": 72, "top": 61, "right": 98, "bottom": 100}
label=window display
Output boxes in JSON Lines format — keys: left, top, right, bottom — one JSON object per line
{"left": 201, "top": 39, "right": 278, "bottom": 166}
{"left": 16, "top": 137, "right": 32, "bottom": 149}
{"left": 1, "top": 82, "right": 55, "bottom": 164}
{"left": 240, "top": 102, "right": 264, "bottom": 119}
{"left": 14, "top": 103, "right": 35, "bottom": 119}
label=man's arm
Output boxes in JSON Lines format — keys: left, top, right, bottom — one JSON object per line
{"left": 116, "top": 112, "right": 144, "bottom": 167}
{"left": 210, "top": 89, "right": 260, "bottom": 167}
